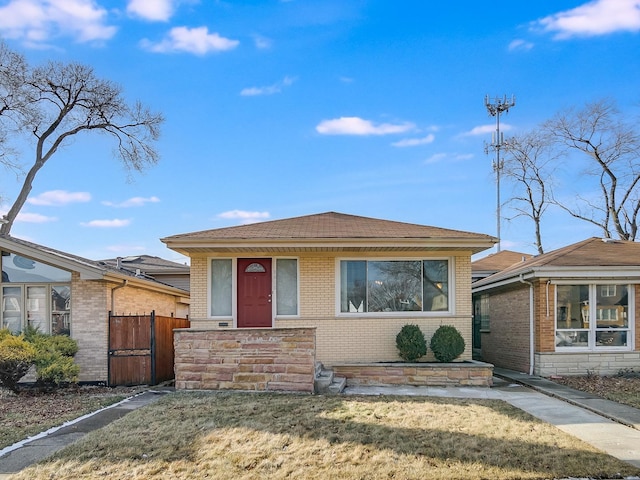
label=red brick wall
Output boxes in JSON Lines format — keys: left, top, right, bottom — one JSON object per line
{"left": 480, "top": 284, "right": 531, "bottom": 373}
{"left": 174, "top": 327, "right": 316, "bottom": 393}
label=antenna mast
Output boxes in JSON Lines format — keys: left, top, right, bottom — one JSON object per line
{"left": 484, "top": 94, "right": 515, "bottom": 252}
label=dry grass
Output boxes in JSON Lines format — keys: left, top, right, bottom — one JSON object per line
{"left": 552, "top": 374, "right": 640, "bottom": 409}
{"left": 0, "top": 386, "right": 138, "bottom": 449}
{"left": 13, "top": 391, "right": 640, "bottom": 480}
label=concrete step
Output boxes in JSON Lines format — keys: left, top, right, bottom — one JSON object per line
{"left": 314, "top": 363, "right": 346, "bottom": 394}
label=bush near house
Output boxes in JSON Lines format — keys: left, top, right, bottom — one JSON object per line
{"left": 0, "top": 330, "right": 37, "bottom": 393}
{"left": 430, "top": 325, "right": 465, "bottom": 363}
{"left": 0, "top": 327, "right": 80, "bottom": 392}
{"left": 396, "top": 324, "right": 427, "bottom": 362}
{"left": 24, "top": 328, "right": 80, "bottom": 388}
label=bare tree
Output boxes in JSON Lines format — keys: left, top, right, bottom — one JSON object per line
{"left": 0, "top": 41, "right": 164, "bottom": 235}
{"left": 502, "top": 131, "right": 558, "bottom": 254}
{"left": 543, "top": 99, "right": 640, "bottom": 240}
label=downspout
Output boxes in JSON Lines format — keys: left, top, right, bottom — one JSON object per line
{"left": 519, "top": 274, "right": 535, "bottom": 376}
{"left": 110, "top": 279, "right": 128, "bottom": 313}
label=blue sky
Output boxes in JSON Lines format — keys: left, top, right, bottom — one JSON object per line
{"left": 1, "top": 0, "right": 639, "bottom": 263}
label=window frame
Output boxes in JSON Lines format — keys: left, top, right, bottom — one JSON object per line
{"left": 335, "top": 257, "right": 454, "bottom": 317}
{"left": 555, "top": 282, "right": 635, "bottom": 352}
{"left": 1, "top": 283, "right": 71, "bottom": 335}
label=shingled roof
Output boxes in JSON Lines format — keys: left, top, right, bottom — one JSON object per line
{"left": 473, "top": 237, "right": 640, "bottom": 290}
{"left": 162, "top": 212, "right": 497, "bottom": 255}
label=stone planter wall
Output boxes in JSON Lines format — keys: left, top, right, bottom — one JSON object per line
{"left": 333, "top": 361, "right": 494, "bottom": 387}
{"left": 174, "top": 327, "right": 316, "bottom": 393}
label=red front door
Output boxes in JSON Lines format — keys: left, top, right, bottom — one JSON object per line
{"left": 237, "top": 258, "right": 272, "bottom": 328}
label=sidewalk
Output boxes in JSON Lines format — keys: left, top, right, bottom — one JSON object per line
{"left": 0, "top": 388, "right": 171, "bottom": 479}
{"left": 494, "top": 367, "right": 640, "bottom": 431}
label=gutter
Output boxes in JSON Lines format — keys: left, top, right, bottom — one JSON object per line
{"left": 519, "top": 274, "right": 535, "bottom": 376}
{"left": 110, "top": 279, "right": 128, "bottom": 313}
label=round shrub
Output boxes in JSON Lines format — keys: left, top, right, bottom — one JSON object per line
{"left": 430, "top": 325, "right": 465, "bottom": 363}
{"left": 0, "top": 334, "right": 37, "bottom": 393}
{"left": 396, "top": 324, "right": 427, "bottom": 362}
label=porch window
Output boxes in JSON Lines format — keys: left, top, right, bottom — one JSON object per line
{"left": 555, "top": 284, "right": 632, "bottom": 350}
{"left": 276, "top": 259, "right": 298, "bottom": 316}
{"left": 210, "top": 259, "right": 232, "bottom": 316}
{"left": 339, "top": 259, "right": 450, "bottom": 314}
{"left": 1, "top": 252, "right": 71, "bottom": 334}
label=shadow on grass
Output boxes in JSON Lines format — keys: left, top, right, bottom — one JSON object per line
{"left": 37, "top": 392, "right": 640, "bottom": 479}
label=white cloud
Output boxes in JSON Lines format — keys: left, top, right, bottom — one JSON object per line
{"left": 508, "top": 39, "right": 534, "bottom": 51}
{"left": 391, "top": 134, "right": 435, "bottom": 147}
{"left": 102, "top": 196, "right": 160, "bottom": 208}
{"left": 316, "top": 117, "right": 415, "bottom": 136}
{"left": 464, "top": 123, "right": 513, "bottom": 136}
{"left": 141, "top": 26, "right": 239, "bottom": 55}
{"left": 81, "top": 218, "right": 131, "bottom": 227}
{"left": 127, "top": 0, "right": 174, "bottom": 21}
{"left": 240, "top": 76, "right": 296, "bottom": 96}
{"left": 0, "top": 0, "right": 117, "bottom": 45}
{"left": 535, "top": 0, "right": 640, "bottom": 39}
{"left": 217, "top": 210, "right": 270, "bottom": 224}
{"left": 27, "top": 190, "right": 91, "bottom": 206}
{"left": 16, "top": 212, "right": 57, "bottom": 223}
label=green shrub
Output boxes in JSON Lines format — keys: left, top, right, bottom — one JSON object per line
{"left": 430, "top": 325, "right": 465, "bottom": 363}
{"left": 30, "top": 334, "right": 80, "bottom": 387}
{"left": 0, "top": 333, "right": 37, "bottom": 393}
{"left": 396, "top": 324, "right": 427, "bottom": 362}
{"left": 34, "top": 350, "right": 79, "bottom": 386}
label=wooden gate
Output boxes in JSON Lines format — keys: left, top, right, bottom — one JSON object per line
{"left": 108, "top": 311, "right": 190, "bottom": 386}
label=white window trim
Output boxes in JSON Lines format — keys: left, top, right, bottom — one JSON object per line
{"left": 555, "top": 282, "right": 635, "bottom": 352}
{"left": 207, "top": 257, "right": 300, "bottom": 324}
{"left": 335, "top": 257, "right": 455, "bottom": 317}
{"left": 274, "top": 257, "right": 300, "bottom": 319}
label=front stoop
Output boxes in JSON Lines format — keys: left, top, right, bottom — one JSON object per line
{"left": 314, "top": 362, "right": 346, "bottom": 394}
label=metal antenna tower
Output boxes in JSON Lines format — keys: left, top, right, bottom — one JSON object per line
{"left": 484, "top": 94, "right": 515, "bottom": 252}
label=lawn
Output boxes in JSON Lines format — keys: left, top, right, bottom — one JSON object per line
{"left": 0, "top": 386, "right": 138, "bottom": 450}
{"left": 11, "top": 391, "right": 640, "bottom": 480}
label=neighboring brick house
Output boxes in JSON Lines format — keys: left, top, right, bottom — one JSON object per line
{"left": 0, "top": 236, "right": 190, "bottom": 382}
{"left": 472, "top": 238, "right": 640, "bottom": 376}
{"left": 161, "top": 211, "right": 496, "bottom": 369}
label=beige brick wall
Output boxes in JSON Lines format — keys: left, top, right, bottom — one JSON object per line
{"left": 71, "top": 273, "right": 110, "bottom": 382}
{"left": 480, "top": 283, "right": 532, "bottom": 373}
{"left": 71, "top": 275, "right": 189, "bottom": 383}
{"left": 188, "top": 251, "right": 474, "bottom": 365}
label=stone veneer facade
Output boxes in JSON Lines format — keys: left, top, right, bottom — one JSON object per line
{"left": 333, "top": 361, "right": 493, "bottom": 387}
{"left": 174, "top": 327, "right": 315, "bottom": 392}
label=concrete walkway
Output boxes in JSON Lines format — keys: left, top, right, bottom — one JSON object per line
{"left": 1, "top": 373, "right": 640, "bottom": 478}
{"left": 0, "top": 389, "right": 170, "bottom": 479}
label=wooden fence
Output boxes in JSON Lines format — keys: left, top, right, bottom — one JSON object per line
{"left": 108, "top": 311, "right": 190, "bottom": 386}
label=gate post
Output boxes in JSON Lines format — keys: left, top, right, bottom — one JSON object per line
{"left": 107, "top": 311, "right": 113, "bottom": 387}
{"left": 150, "top": 310, "right": 156, "bottom": 386}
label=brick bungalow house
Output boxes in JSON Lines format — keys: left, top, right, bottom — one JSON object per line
{"left": 472, "top": 237, "right": 640, "bottom": 376}
{"left": 1, "top": 235, "right": 190, "bottom": 383}
{"left": 161, "top": 212, "right": 497, "bottom": 391}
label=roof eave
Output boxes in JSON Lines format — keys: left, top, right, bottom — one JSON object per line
{"left": 0, "top": 236, "right": 104, "bottom": 280}
{"left": 162, "top": 237, "right": 496, "bottom": 256}
{"left": 473, "top": 265, "right": 640, "bottom": 292}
